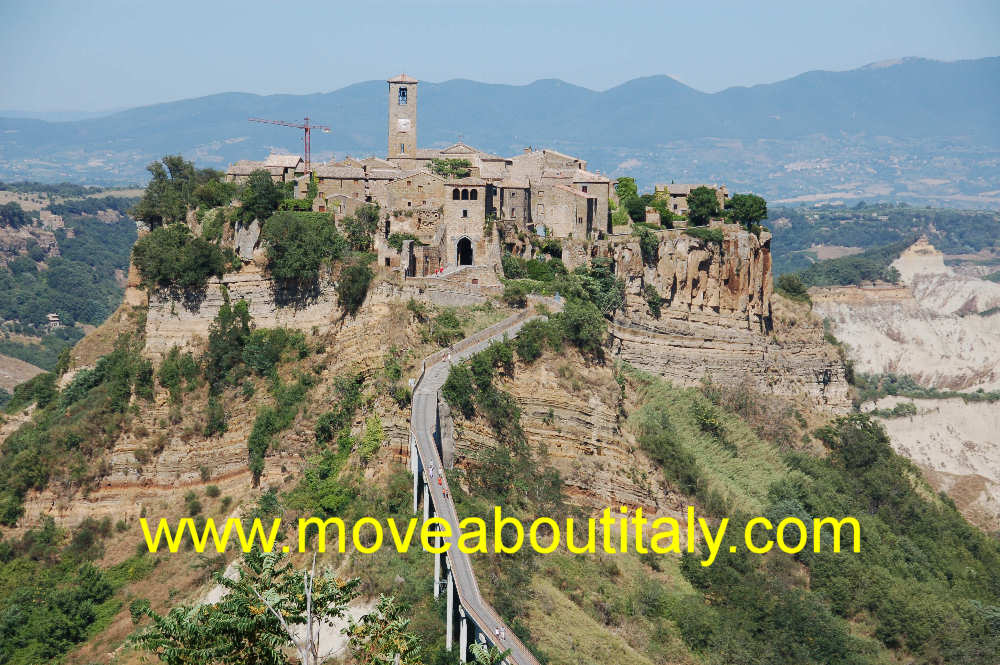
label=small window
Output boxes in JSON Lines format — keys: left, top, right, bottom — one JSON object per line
{"left": 400, "top": 143, "right": 405, "bottom": 154}
{"left": 470, "top": 189, "right": 478, "bottom": 201}
{"left": 537, "top": 203, "right": 544, "bottom": 216}
{"left": 398, "top": 87, "right": 407, "bottom": 105}
{"left": 453, "top": 188, "right": 460, "bottom": 200}
{"left": 407, "top": 201, "right": 411, "bottom": 207}
{"left": 385, "top": 258, "right": 390, "bottom": 266}
{"left": 407, "top": 180, "right": 411, "bottom": 186}
{"left": 582, "top": 185, "right": 588, "bottom": 193}
{"left": 461, "top": 189, "right": 469, "bottom": 200}
{"left": 462, "top": 209, "right": 468, "bottom": 218}
{"left": 510, "top": 191, "right": 517, "bottom": 198}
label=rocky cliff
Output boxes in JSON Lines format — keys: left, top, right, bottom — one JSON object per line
{"left": 588, "top": 225, "right": 850, "bottom": 411}
{"left": 812, "top": 238, "right": 1000, "bottom": 391}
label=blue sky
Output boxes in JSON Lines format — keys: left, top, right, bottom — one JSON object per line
{"left": 1, "top": 0, "right": 998, "bottom": 111}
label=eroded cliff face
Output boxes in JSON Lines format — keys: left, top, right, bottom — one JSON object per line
{"left": 812, "top": 238, "right": 1000, "bottom": 391}
{"left": 446, "top": 349, "right": 687, "bottom": 518}
{"left": 11, "top": 298, "right": 433, "bottom": 531}
{"left": 587, "top": 226, "right": 850, "bottom": 411}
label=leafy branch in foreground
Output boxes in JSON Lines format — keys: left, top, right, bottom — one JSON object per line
{"left": 130, "top": 549, "right": 362, "bottom": 665}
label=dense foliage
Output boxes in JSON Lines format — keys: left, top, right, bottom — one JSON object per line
{"left": 770, "top": 202, "right": 1000, "bottom": 275}
{"left": 0, "top": 334, "right": 152, "bottom": 525}
{"left": 630, "top": 370, "right": 1000, "bottom": 665}
{"left": 237, "top": 169, "right": 286, "bottom": 225}
{"left": 429, "top": 158, "right": 472, "bottom": 178}
{"left": 0, "top": 201, "right": 33, "bottom": 228}
{"left": 686, "top": 186, "right": 720, "bottom": 226}
{"left": 0, "top": 211, "right": 136, "bottom": 359}
{"left": 725, "top": 192, "right": 767, "bottom": 229}
{"left": 790, "top": 240, "right": 909, "bottom": 286}
{"left": 131, "top": 223, "right": 235, "bottom": 290}
{"left": 260, "top": 211, "right": 346, "bottom": 283}
{"left": 130, "top": 155, "right": 233, "bottom": 227}
{"left": 0, "top": 518, "right": 155, "bottom": 665}
{"left": 341, "top": 204, "right": 381, "bottom": 253}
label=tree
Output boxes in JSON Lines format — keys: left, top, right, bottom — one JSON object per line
{"left": 131, "top": 155, "right": 225, "bottom": 227}
{"left": 348, "top": 594, "right": 423, "bottom": 665}
{"left": 469, "top": 643, "right": 512, "bottom": 664}
{"left": 686, "top": 186, "right": 721, "bottom": 226}
{"left": 130, "top": 550, "right": 361, "bottom": 665}
{"left": 727, "top": 193, "right": 767, "bottom": 229}
{"left": 336, "top": 261, "right": 374, "bottom": 316}
{"left": 260, "top": 212, "right": 345, "bottom": 284}
{"left": 131, "top": 224, "right": 231, "bottom": 290}
{"left": 239, "top": 170, "right": 286, "bottom": 224}
{"left": 0, "top": 201, "right": 31, "bottom": 228}
{"left": 615, "top": 177, "right": 638, "bottom": 203}
{"left": 341, "top": 204, "right": 381, "bottom": 252}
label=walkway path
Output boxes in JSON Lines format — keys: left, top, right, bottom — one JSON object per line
{"left": 410, "top": 307, "right": 547, "bottom": 665}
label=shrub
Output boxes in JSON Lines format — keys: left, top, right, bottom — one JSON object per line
{"left": 442, "top": 364, "right": 476, "bottom": 418}
{"left": 775, "top": 273, "right": 810, "bottom": 302}
{"left": 204, "top": 394, "right": 226, "bottom": 437}
{"left": 242, "top": 328, "right": 305, "bottom": 375}
{"left": 335, "top": 260, "right": 374, "bottom": 316}
{"left": 556, "top": 299, "right": 606, "bottom": 358}
{"left": 205, "top": 485, "right": 221, "bottom": 498}
{"left": 636, "top": 227, "right": 659, "bottom": 267}
{"left": 387, "top": 232, "right": 422, "bottom": 251}
{"left": 428, "top": 309, "right": 463, "bottom": 347}
{"left": 502, "top": 282, "right": 530, "bottom": 308}
{"left": 684, "top": 226, "right": 724, "bottom": 244}
{"left": 643, "top": 283, "right": 662, "bottom": 318}
{"left": 204, "top": 299, "right": 252, "bottom": 392}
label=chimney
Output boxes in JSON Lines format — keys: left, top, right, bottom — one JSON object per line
{"left": 523, "top": 147, "right": 531, "bottom": 154}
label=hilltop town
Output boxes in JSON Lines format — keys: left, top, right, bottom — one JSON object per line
{"left": 225, "top": 74, "right": 730, "bottom": 285}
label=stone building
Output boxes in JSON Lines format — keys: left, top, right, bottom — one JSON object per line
{"left": 653, "top": 183, "right": 729, "bottom": 217}
{"left": 228, "top": 73, "right": 615, "bottom": 279}
{"left": 226, "top": 153, "right": 305, "bottom": 184}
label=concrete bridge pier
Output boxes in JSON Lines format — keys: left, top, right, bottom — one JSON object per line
{"left": 410, "top": 435, "right": 420, "bottom": 514}
{"left": 446, "top": 569, "right": 455, "bottom": 650}
{"left": 433, "top": 546, "right": 442, "bottom": 598}
{"left": 423, "top": 484, "right": 431, "bottom": 522}
{"left": 458, "top": 606, "right": 469, "bottom": 663}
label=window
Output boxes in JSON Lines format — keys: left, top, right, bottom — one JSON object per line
{"left": 398, "top": 87, "right": 407, "bottom": 105}
{"left": 470, "top": 189, "right": 478, "bottom": 200}
{"left": 400, "top": 144, "right": 405, "bottom": 154}
{"left": 511, "top": 191, "right": 517, "bottom": 198}
{"left": 407, "top": 180, "right": 412, "bottom": 186}
{"left": 407, "top": 201, "right": 411, "bottom": 207}
{"left": 537, "top": 203, "right": 544, "bottom": 216}
{"left": 582, "top": 185, "right": 588, "bottom": 193}
{"left": 462, "top": 209, "right": 468, "bottom": 218}
{"left": 453, "top": 188, "right": 460, "bottom": 200}
{"left": 461, "top": 189, "right": 469, "bottom": 200}
{"left": 385, "top": 258, "right": 390, "bottom": 267}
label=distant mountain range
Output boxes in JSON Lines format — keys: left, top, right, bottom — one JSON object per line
{"left": 2, "top": 57, "right": 998, "bottom": 207}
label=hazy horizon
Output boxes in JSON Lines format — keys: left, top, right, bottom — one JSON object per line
{"left": 2, "top": 0, "right": 998, "bottom": 112}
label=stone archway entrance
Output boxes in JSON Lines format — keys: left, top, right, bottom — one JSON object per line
{"left": 457, "top": 237, "right": 473, "bottom": 266}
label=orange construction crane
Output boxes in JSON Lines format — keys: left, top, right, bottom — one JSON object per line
{"left": 248, "top": 116, "right": 330, "bottom": 172}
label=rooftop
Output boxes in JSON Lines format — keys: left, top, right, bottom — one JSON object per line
{"left": 388, "top": 73, "right": 419, "bottom": 84}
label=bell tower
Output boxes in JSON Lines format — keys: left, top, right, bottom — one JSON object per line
{"left": 388, "top": 74, "right": 418, "bottom": 159}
